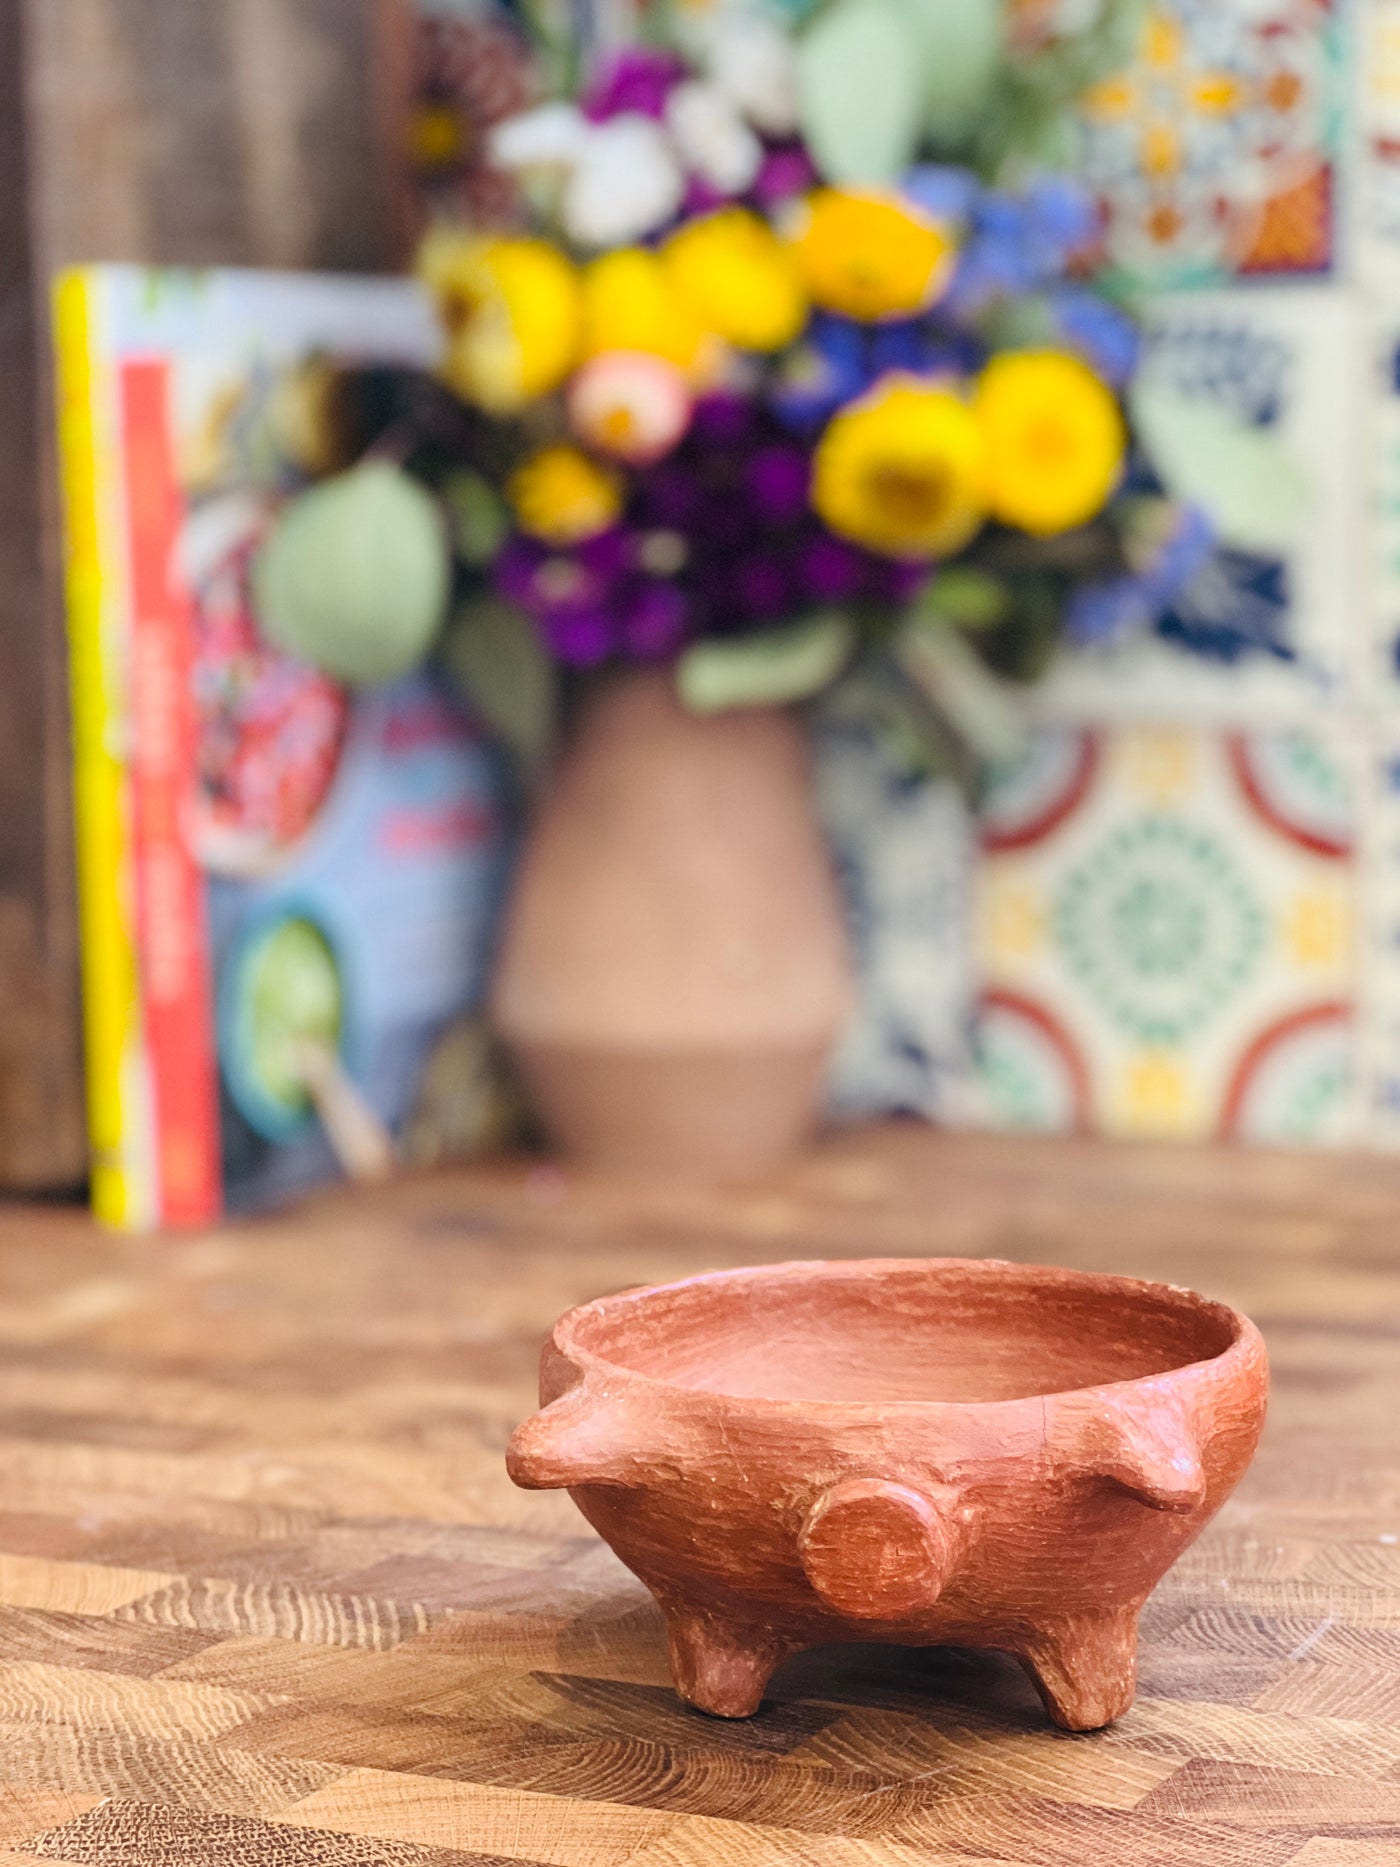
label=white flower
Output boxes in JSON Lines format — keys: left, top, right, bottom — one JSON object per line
{"left": 561, "top": 114, "right": 686, "bottom": 248}
{"left": 665, "top": 81, "right": 763, "bottom": 196}
{"left": 706, "top": 13, "right": 800, "bottom": 137}
{"left": 489, "top": 101, "right": 590, "bottom": 172}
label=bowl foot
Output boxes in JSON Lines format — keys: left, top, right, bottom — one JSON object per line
{"left": 664, "top": 1606, "right": 794, "bottom": 1719}
{"left": 1019, "top": 1608, "right": 1140, "bottom": 1731}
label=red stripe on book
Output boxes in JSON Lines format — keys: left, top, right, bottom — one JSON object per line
{"left": 121, "top": 360, "right": 222, "bottom": 1226}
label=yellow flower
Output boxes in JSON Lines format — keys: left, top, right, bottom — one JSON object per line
{"left": 976, "top": 350, "right": 1126, "bottom": 536}
{"left": 580, "top": 248, "right": 720, "bottom": 382}
{"left": 662, "top": 208, "right": 807, "bottom": 353}
{"left": 507, "top": 445, "right": 622, "bottom": 545}
{"left": 813, "top": 375, "right": 986, "bottom": 559}
{"left": 420, "top": 232, "right": 580, "bottom": 415}
{"left": 790, "top": 189, "right": 956, "bottom": 322}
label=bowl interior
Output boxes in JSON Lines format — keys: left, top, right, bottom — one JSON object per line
{"left": 573, "top": 1262, "right": 1239, "bottom": 1405}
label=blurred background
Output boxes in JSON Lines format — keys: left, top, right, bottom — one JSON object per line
{"left": 2, "top": 0, "right": 1390, "bottom": 1226}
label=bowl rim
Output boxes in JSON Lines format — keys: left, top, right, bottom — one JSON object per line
{"left": 549, "top": 1256, "right": 1265, "bottom": 1415}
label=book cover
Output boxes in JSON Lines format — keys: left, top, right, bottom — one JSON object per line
{"left": 54, "top": 267, "right": 509, "bottom": 1228}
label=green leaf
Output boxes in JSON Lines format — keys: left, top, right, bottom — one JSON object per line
{"left": 253, "top": 462, "right": 450, "bottom": 688}
{"left": 889, "top": 0, "right": 1003, "bottom": 149}
{"left": 797, "top": 0, "right": 925, "bottom": 184}
{"left": 677, "top": 612, "right": 855, "bottom": 713}
{"left": 896, "top": 620, "right": 1026, "bottom": 764}
{"left": 442, "top": 471, "right": 510, "bottom": 568}
{"left": 918, "top": 566, "right": 1011, "bottom": 631}
{"left": 439, "top": 594, "right": 557, "bottom": 773}
{"left": 1130, "top": 383, "right": 1308, "bottom": 554}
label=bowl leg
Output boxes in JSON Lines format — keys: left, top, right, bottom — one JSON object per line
{"left": 662, "top": 1602, "right": 794, "bottom": 1719}
{"left": 1019, "top": 1607, "right": 1141, "bottom": 1731}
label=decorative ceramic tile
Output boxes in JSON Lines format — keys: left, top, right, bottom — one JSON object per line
{"left": 814, "top": 716, "right": 975, "bottom": 1122}
{"left": 1075, "top": 0, "right": 1347, "bottom": 290}
{"left": 1371, "top": 313, "right": 1400, "bottom": 703}
{"left": 1355, "top": 0, "right": 1400, "bottom": 280}
{"left": 973, "top": 725, "right": 1360, "bottom": 1144}
{"left": 1357, "top": 725, "right": 1400, "bottom": 1146}
{"left": 1037, "top": 287, "right": 1367, "bottom": 725}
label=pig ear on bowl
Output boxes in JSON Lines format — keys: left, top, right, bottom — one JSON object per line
{"left": 506, "top": 1383, "right": 645, "bottom": 1491}
{"left": 1076, "top": 1394, "right": 1207, "bottom": 1515}
{"left": 799, "top": 1478, "right": 958, "bottom": 1619}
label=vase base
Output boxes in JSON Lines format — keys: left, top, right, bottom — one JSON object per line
{"left": 506, "top": 1038, "right": 833, "bottom": 1181}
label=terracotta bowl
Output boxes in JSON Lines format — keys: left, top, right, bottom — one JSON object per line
{"left": 507, "top": 1258, "right": 1268, "bottom": 1730}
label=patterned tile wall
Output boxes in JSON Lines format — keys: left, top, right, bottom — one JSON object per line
{"left": 974, "top": 727, "right": 1358, "bottom": 1144}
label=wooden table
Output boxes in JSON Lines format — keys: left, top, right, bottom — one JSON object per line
{"left": 0, "top": 1128, "right": 1395, "bottom": 1866}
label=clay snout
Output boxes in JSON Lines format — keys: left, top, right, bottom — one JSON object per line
{"left": 506, "top": 1383, "right": 644, "bottom": 1490}
{"left": 1076, "top": 1396, "right": 1208, "bottom": 1516}
{"left": 800, "top": 1478, "right": 962, "bottom": 1619}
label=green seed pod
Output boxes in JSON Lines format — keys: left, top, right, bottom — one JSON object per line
{"left": 253, "top": 462, "right": 451, "bottom": 687}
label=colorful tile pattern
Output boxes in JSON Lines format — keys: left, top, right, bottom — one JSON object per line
{"left": 816, "top": 715, "right": 975, "bottom": 1122}
{"left": 1075, "top": 0, "right": 1346, "bottom": 289}
{"left": 1037, "top": 286, "right": 1366, "bottom": 724}
{"left": 1357, "top": 0, "right": 1400, "bottom": 280}
{"left": 974, "top": 725, "right": 1359, "bottom": 1144}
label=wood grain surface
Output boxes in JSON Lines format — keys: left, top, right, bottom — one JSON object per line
{"left": 0, "top": 1126, "right": 1394, "bottom": 1864}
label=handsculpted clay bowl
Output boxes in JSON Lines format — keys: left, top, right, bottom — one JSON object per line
{"left": 507, "top": 1258, "right": 1267, "bottom": 1730}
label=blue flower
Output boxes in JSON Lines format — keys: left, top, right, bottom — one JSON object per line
{"left": 943, "top": 178, "right": 1102, "bottom": 323}
{"left": 1047, "top": 287, "right": 1141, "bottom": 388}
{"left": 770, "top": 314, "right": 868, "bottom": 432}
{"left": 943, "top": 230, "right": 1037, "bottom": 320}
{"left": 1019, "top": 174, "right": 1100, "bottom": 271}
{"left": 901, "top": 164, "right": 981, "bottom": 227}
{"left": 1066, "top": 504, "right": 1217, "bottom": 647}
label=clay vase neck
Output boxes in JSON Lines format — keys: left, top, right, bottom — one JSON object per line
{"left": 490, "top": 666, "right": 852, "bottom": 1178}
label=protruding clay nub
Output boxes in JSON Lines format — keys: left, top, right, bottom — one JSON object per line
{"left": 506, "top": 1385, "right": 638, "bottom": 1491}
{"left": 1089, "top": 1400, "right": 1207, "bottom": 1515}
{"left": 799, "top": 1477, "right": 956, "bottom": 1620}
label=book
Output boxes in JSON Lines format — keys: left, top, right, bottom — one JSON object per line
{"left": 54, "top": 267, "right": 509, "bottom": 1228}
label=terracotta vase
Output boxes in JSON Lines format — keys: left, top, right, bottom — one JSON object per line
{"left": 490, "top": 668, "right": 852, "bottom": 1177}
{"left": 508, "top": 1258, "right": 1269, "bottom": 1730}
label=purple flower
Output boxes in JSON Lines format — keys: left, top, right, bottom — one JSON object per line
{"left": 799, "top": 532, "right": 866, "bottom": 601}
{"left": 634, "top": 465, "right": 704, "bottom": 531}
{"left": 753, "top": 141, "right": 818, "bottom": 206}
{"left": 694, "top": 490, "right": 755, "bottom": 553}
{"left": 690, "top": 393, "right": 758, "bottom": 447}
{"left": 582, "top": 47, "right": 687, "bottom": 122}
{"left": 747, "top": 445, "right": 810, "bottom": 525}
{"left": 868, "top": 556, "right": 927, "bottom": 605}
{"left": 540, "top": 605, "right": 615, "bottom": 667}
{"left": 682, "top": 175, "right": 731, "bottom": 218}
{"left": 734, "top": 552, "right": 792, "bottom": 619}
{"left": 620, "top": 580, "right": 689, "bottom": 659}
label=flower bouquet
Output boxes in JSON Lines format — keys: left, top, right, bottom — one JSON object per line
{"left": 250, "top": 0, "right": 1300, "bottom": 1174}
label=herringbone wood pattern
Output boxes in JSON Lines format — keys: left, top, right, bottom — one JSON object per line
{"left": 0, "top": 1129, "right": 1394, "bottom": 1864}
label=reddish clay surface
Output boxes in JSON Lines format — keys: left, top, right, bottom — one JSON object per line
{"left": 507, "top": 1257, "right": 1268, "bottom": 1730}
{"left": 490, "top": 670, "right": 851, "bottom": 1178}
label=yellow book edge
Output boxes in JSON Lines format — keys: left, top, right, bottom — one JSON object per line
{"left": 52, "top": 271, "right": 151, "bottom": 1229}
